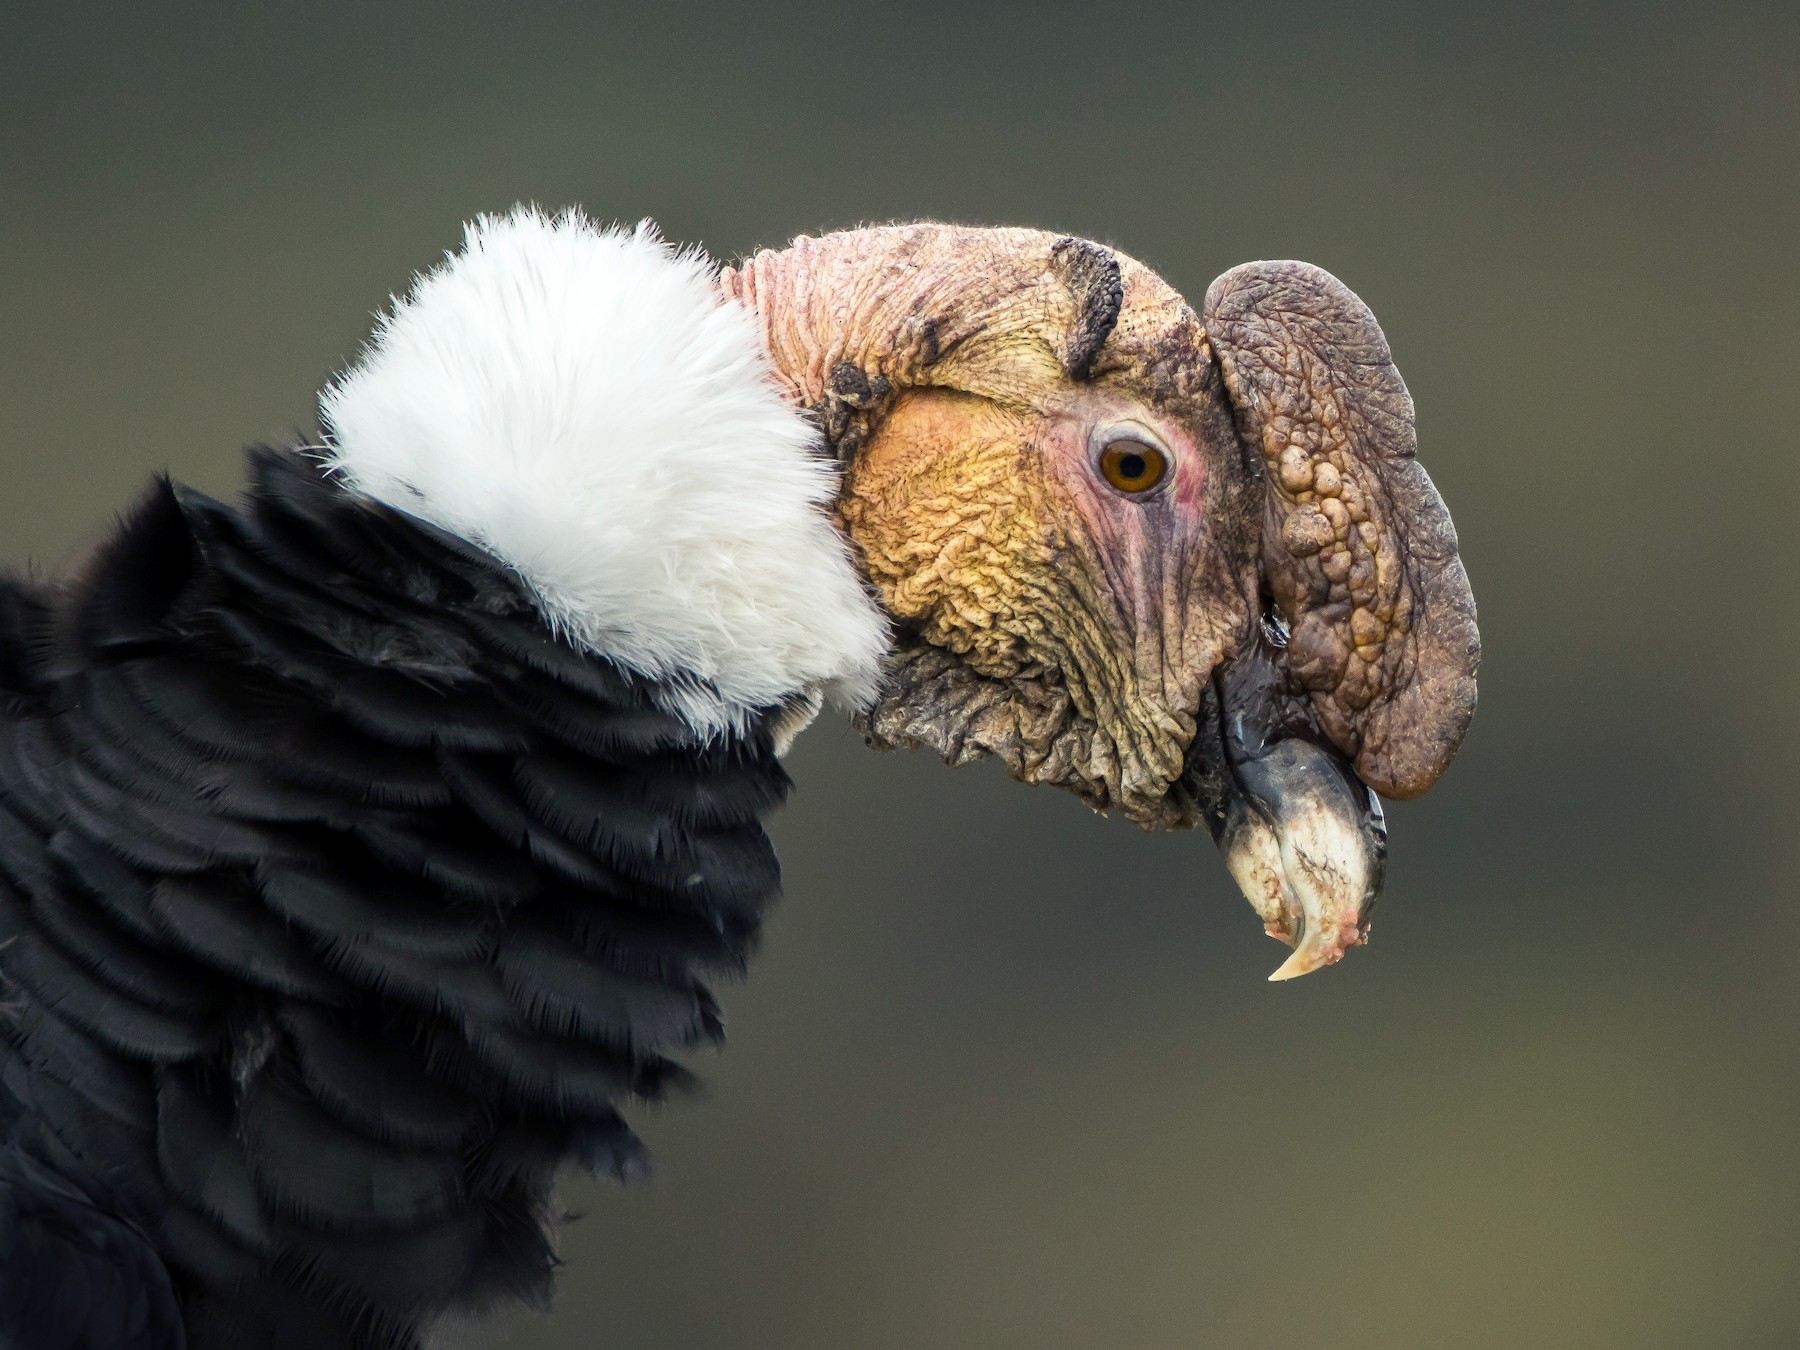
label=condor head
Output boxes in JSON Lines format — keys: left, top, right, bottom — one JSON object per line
{"left": 725, "top": 225, "right": 1479, "bottom": 979}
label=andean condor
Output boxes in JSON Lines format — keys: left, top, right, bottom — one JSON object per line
{"left": 0, "top": 210, "right": 1479, "bottom": 1349}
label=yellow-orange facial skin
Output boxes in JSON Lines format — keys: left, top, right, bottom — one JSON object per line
{"left": 836, "top": 378, "right": 1253, "bottom": 823}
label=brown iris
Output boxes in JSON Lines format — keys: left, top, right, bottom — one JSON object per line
{"left": 1098, "top": 439, "right": 1167, "bottom": 494}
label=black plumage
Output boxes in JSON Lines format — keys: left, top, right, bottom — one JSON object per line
{"left": 0, "top": 448, "right": 792, "bottom": 1349}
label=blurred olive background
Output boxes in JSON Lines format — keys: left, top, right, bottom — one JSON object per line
{"left": 4, "top": 2, "right": 1797, "bottom": 1347}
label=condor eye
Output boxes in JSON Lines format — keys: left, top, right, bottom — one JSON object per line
{"left": 1098, "top": 438, "right": 1168, "bottom": 494}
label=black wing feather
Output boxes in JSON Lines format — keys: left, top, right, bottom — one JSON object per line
{"left": 237, "top": 1065, "right": 465, "bottom": 1231}
{"left": 280, "top": 1006, "right": 479, "bottom": 1149}
{"left": 153, "top": 1066, "right": 276, "bottom": 1252}
{"left": 258, "top": 863, "right": 492, "bottom": 962}
{"left": 149, "top": 877, "right": 346, "bottom": 1004}
{"left": 8, "top": 1003, "right": 156, "bottom": 1128}
{"left": 495, "top": 923, "right": 719, "bottom": 1052}
{"left": 46, "top": 828, "right": 176, "bottom": 951}
{"left": 2, "top": 930, "right": 221, "bottom": 1061}
{"left": 24, "top": 875, "right": 221, "bottom": 1019}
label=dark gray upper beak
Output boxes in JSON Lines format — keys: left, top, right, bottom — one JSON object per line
{"left": 1187, "top": 622, "right": 1388, "bottom": 980}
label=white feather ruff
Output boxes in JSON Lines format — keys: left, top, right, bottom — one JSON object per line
{"left": 318, "top": 207, "right": 887, "bottom": 736}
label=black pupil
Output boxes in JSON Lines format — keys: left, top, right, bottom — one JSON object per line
{"left": 1117, "top": 452, "right": 1147, "bottom": 481}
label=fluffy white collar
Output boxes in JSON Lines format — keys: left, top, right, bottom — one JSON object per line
{"left": 318, "top": 207, "right": 887, "bottom": 738}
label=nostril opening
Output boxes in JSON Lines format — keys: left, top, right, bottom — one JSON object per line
{"left": 1258, "top": 593, "right": 1290, "bottom": 649}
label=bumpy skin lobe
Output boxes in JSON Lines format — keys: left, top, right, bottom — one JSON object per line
{"left": 1203, "top": 264, "right": 1479, "bottom": 798}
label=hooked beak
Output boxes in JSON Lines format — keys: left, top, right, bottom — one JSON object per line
{"left": 1189, "top": 630, "right": 1388, "bottom": 981}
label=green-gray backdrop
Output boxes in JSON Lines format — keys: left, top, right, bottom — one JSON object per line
{"left": 4, "top": 3, "right": 1796, "bottom": 1347}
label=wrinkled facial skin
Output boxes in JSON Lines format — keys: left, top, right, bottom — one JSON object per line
{"left": 836, "top": 360, "right": 1258, "bottom": 828}
{"left": 725, "top": 224, "right": 1477, "bottom": 978}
